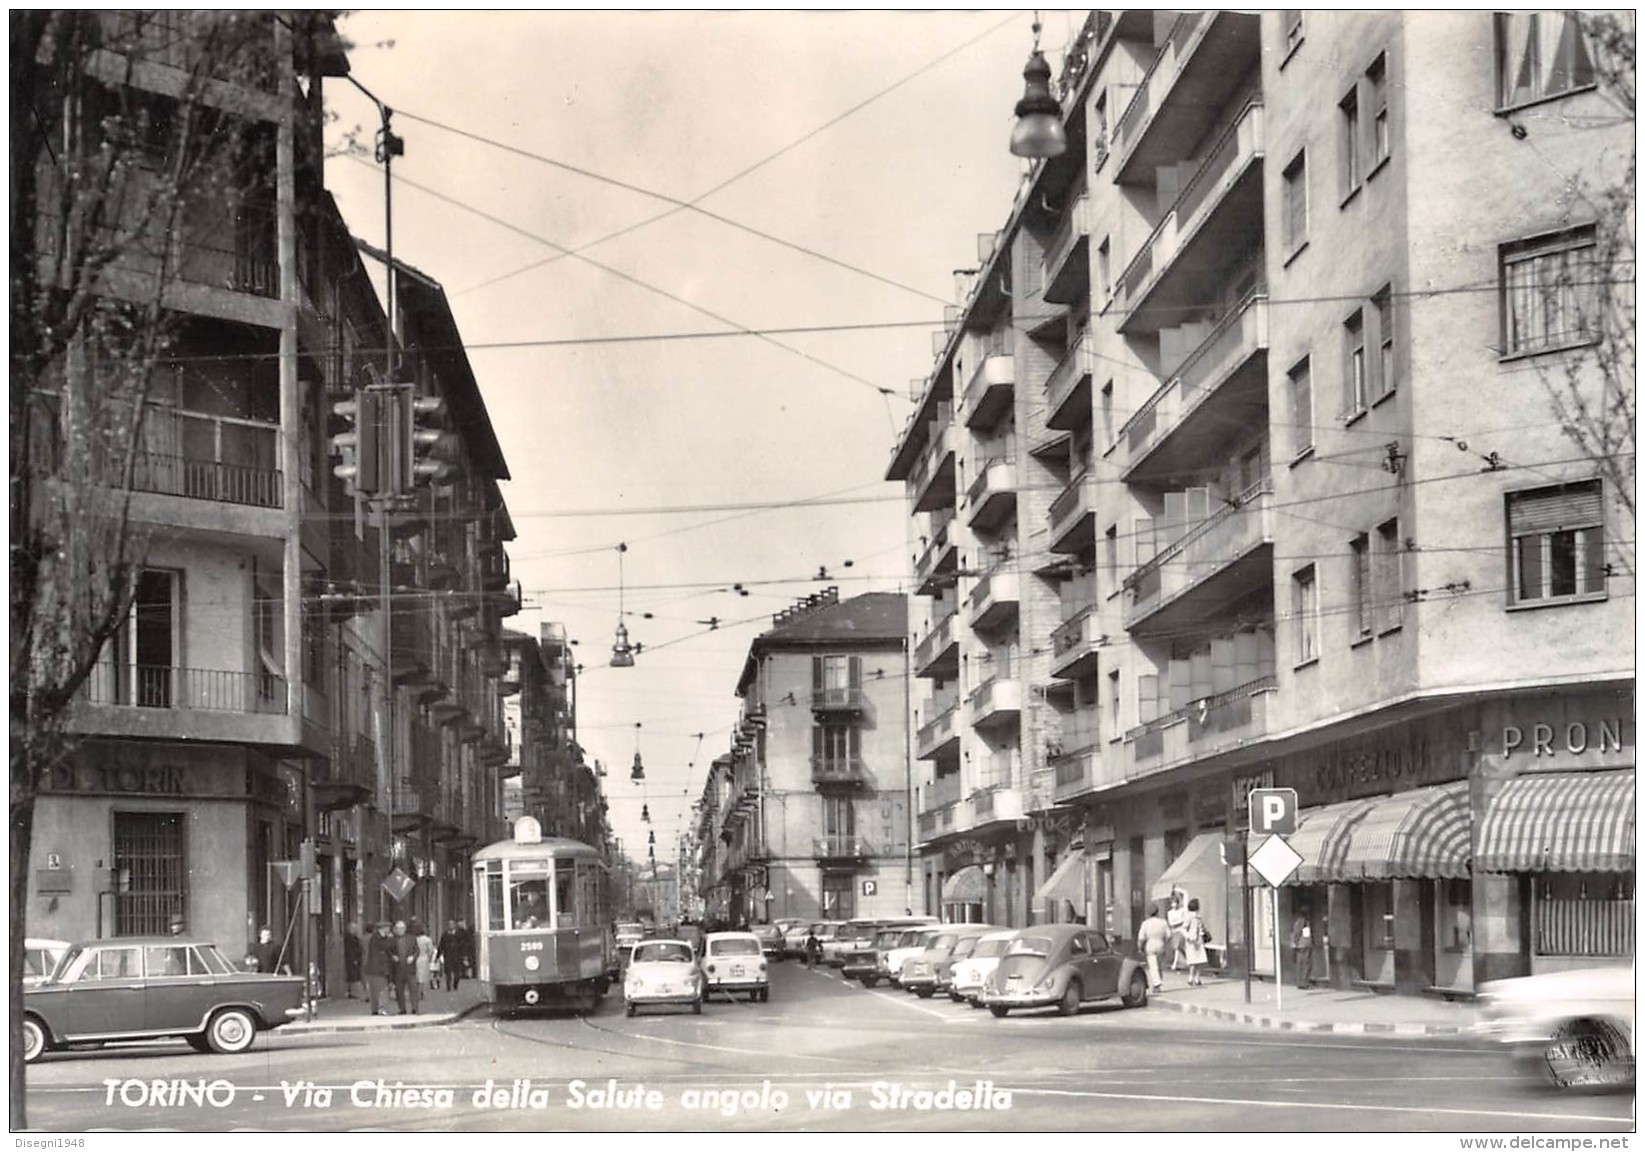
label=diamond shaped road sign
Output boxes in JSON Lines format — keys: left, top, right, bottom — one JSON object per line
{"left": 1249, "top": 834, "right": 1304, "bottom": 887}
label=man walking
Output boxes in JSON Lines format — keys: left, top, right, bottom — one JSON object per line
{"left": 343, "top": 922, "right": 364, "bottom": 999}
{"left": 1137, "top": 904, "right": 1170, "bottom": 992}
{"left": 392, "top": 919, "right": 421, "bottom": 1014}
{"left": 1289, "top": 913, "right": 1314, "bottom": 989}
{"left": 438, "top": 920, "right": 464, "bottom": 991}
{"left": 365, "top": 922, "right": 395, "bottom": 1016}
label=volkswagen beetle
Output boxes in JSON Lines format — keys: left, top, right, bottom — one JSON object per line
{"left": 982, "top": 925, "right": 1149, "bottom": 1017}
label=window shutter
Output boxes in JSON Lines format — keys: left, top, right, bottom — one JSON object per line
{"left": 849, "top": 726, "right": 861, "bottom": 760}
{"left": 1509, "top": 483, "right": 1602, "bottom": 534}
{"left": 812, "top": 656, "right": 824, "bottom": 695}
{"left": 813, "top": 725, "right": 823, "bottom": 762}
{"left": 848, "top": 655, "right": 862, "bottom": 689}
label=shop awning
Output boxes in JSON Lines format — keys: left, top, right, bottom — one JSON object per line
{"left": 1284, "top": 797, "right": 1378, "bottom": 884}
{"left": 942, "top": 864, "right": 987, "bottom": 903}
{"left": 1476, "top": 769, "right": 1635, "bottom": 873}
{"left": 1035, "top": 847, "right": 1085, "bottom": 905}
{"left": 1149, "top": 831, "right": 1229, "bottom": 942}
{"left": 1339, "top": 781, "right": 1471, "bottom": 880}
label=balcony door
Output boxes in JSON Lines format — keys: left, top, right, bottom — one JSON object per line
{"left": 822, "top": 796, "right": 856, "bottom": 854}
{"left": 93, "top": 569, "right": 180, "bottom": 707}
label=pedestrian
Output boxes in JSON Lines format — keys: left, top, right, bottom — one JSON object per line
{"left": 392, "top": 919, "right": 421, "bottom": 1014}
{"left": 1166, "top": 890, "right": 1187, "bottom": 971}
{"left": 247, "top": 925, "right": 284, "bottom": 975}
{"left": 1181, "top": 898, "right": 1210, "bottom": 986}
{"left": 456, "top": 918, "right": 475, "bottom": 979}
{"left": 343, "top": 921, "right": 364, "bottom": 999}
{"left": 803, "top": 926, "right": 821, "bottom": 969}
{"left": 1288, "top": 913, "right": 1314, "bottom": 990}
{"left": 414, "top": 920, "right": 437, "bottom": 992}
{"left": 365, "top": 921, "right": 395, "bottom": 1016}
{"left": 1137, "top": 904, "right": 1170, "bottom": 992}
{"left": 438, "top": 920, "right": 464, "bottom": 991}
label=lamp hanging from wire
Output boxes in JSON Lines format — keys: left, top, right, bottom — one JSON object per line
{"left": 1010, "top": 12, "right": 1067, "bottom": 159}
{"left": 630, "top": 721, "right": 645, "bottom": 783}
{"left": 611, "top": 542, "right": 636, "bottom": 667}
{"left": 641, "top": 803, "right": 651, "bottom": 823}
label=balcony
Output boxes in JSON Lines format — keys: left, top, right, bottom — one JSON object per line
{"left": 915, "top": 701, "right": 960, "bottom": 761}
{"left": 963, "top": 331, "right": 1016, "bottom": 431}
{"left": 967, "top": 676, "right": 1022, "bottom": 731}
{"left": 1050, "top": 603, "right": 1102, "bottom": 680}
{"left": 812, "top": 836, "right": 874, "bottom": 862}
{"left": 915, "top": 517, "right": 959, "bottom": 596}
{"left": 908, "top": 426, "right": 956, "bottom": 513}
{"left": 1114, "top": 101, "right": 1265, "bottom": 335}
{"left": 1127, "top": 676, "right": 1278, "bottom": 777}
{"left": 1044, "top": 336, "right": 1093, "bottom": 432}
{"left": 70, "top": 664, "right": 327, "bottom": 753}
{"left": 1123, "top": 478, "right": 1275, "bottom": 636}
{"left": 1119, "top": 290, "right": 1269, "bottom": 483}
{"left": 1111, "top": 12, "right": 1263, "bottom": 184}
{"left": 316, "top": 731, "right": 375, "bottom": 812}
{"left": 1048, "top": 471, "right": 1098, "bottom": 555}
{"left": 970, "top": 786, "right": 1023, "bottom": 828}
{"left": 968, "top": 567, "right": 1020, "bottom": 633}
{"left": 916, "top": 800, "right": 960, "bottom": 843}
{"left": 1040, "top": 193, "right": 1090, "bottom": 306}
{"left": 913, "top": 608, "right": 959, "bottom": 680}
{"left": 965, "top": 457, "right": 1017, "bottom": 533}
{"left": 810, "top": 756, "right": 866, "bottom": 788}
{"left": 812, "top": 686, "right": 866, "bottom": 716}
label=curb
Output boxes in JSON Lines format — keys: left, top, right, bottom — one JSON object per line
{"left": 281, "top": 1002, "right": 490, "bottom": 1036}
{"left": 1149, "top": 994, "right": 1467, "bottom": 1036}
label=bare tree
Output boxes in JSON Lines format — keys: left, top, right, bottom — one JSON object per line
{"left": 9, "top": 11, "right": 282, "bottom": 1125}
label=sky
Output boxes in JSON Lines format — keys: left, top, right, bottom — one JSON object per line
{"left": 323, "top": 9, "right": 1072, "bottom": 872}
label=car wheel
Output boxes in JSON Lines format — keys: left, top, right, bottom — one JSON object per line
{"left": 989, "top": 1004, "right": 1009, "bottom": 1018}
{"left": 759, "top": 988, "right": 769, "bottom": 1003}
{"left": 1059, "top": 981, "right": 1083, "bottom": 1017}
{"left": 861, "top": 976, "right": 877, "bottom": 988}
{"left": 1541, "top": 1019, "right": 1635, "bottom": 1091}
{"left": 205, "top": 1007, "right": 258, "bottom": 1055}
{"left": 916, "top": 988, "right": 934, "bottom": 999}
{"left": 187, "top": 1035, "right": 213, "bottom": 1053}
{"left": 1123, "top": 971, "right": 1149, "bottom": 1008}
{"left": 968, "top": 998, "right": 983, "bottom": 1009}
{"left": 22, "top": 1017, "right": 45, "bottom": 1064}
{"left": 693, "top": 997, "right": 703, "bottom": 1016}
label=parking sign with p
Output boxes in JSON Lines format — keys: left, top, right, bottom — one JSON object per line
{"left": 1249, "top": 787, "right": 1298, "bottom": 835}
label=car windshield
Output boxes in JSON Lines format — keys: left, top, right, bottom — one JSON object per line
{"left": 897, "top": 930, "right": 922, "bottom": 946}
{"left": 709, "top": 938, "right": 761, "bottom": 956}
{"left": 932, "top": 933, "right": 958, "bottom": 951}
{"left": 951, "top": 936, "right": 980, "bottom": 959}
{"left": 973, "top": 937, "right": 1008, "bottom": 959}
{"left": 873, "top": 931, "right": 902, "bottom": 947}
{"left": 1005, "top": 936, "right": 1053, "bottom": 958}
{"left": 633, "top": 942, "right": 693, "bottom": 964}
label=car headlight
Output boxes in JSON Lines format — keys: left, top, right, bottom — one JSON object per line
{"left": 627, "top": 975, "right": 644, "bottom": 990}
{"left": 524, "top": 955, "right": 540, "bottom": 972}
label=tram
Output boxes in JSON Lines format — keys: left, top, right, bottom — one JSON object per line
{"left": 470, "top": 816, "right": 616, "bottom": 1013}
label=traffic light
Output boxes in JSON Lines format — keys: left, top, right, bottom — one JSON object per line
{"left": 402, "top": 393, "right": 452, "bottom": 490}
{"left": 330, "top": 390, "right": 383, "bottom": 496}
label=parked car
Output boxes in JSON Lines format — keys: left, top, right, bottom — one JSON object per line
{"left": 981, "top": 925, "right": 1149, "bottom": 1017}
{"left": 24, "top": 938, "right": 70, "bottom": 988}
{"left": 752, "top": 923, "right": 787, "bottom": 961}
{"left": 1476, "top": 965, "right": 1635, "bottom": 1090}
{"left": 702, "top": 932, "right": 769, "bottom": 1002}
{"left": 824, "top": 918, "right": 880, "bottom": 968}
{"left": 783, "top": 920, "right": 840, "bottom": 960}
{"left": 901, "top": 925, "right": 996, "bottom": 999}
{"left": 615, "top": 922, "right": 646, "bottom": 952}
{"left": 23, "top": 937, "right": 307, "bottom": 1062}
{"left": 950, "top": 929, "right": 1019, "bottom": 1005}
{"left": 624, "top": 939, "right": 704, "bottom": 1017}
{"left": 844, "top": 919, "right": 936, "bottom": 985}
{"left": 879, "top": 927, "right": 943, "bottom": 988}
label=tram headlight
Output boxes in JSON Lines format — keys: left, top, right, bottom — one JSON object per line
{"left": 524, "top": 955, "right": 540, "bottom": 972}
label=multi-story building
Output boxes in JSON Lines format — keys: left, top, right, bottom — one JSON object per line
{"left": 501, "top": 624, "right": 610, "bottom": 850}
{"left": 695, "top": 589, "right": 912, "bottom": 925}
{"left": 893, "top": 10, "right": 1633, "bottom": 995}
{"left": 20, "top": 12, "right": 521, "bottom": 992}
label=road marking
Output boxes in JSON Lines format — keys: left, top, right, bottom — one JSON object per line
{"left": 577, "top": 1017, "right": 852, "bottom": 1065}
{"left": 855, "top": 985, "right": 954, "bottom": 1021}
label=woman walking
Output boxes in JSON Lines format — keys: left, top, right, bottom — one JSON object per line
{"left": 1181, "top": 898, "right": 1210, "bottom": 986}
{"left": 413, "top": 920, "right": 436, "bottom": 993}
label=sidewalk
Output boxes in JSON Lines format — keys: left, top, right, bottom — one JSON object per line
{"left": 1147, "top": 969, "right": 1479, "bottom": 1036}
{"left": 282, "top": 982, "right": 491, "bottom": 1036}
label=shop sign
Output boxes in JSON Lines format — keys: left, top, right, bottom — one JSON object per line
{"left": 46, "top": 763, "right": 187, "bottom": 795}
{"left": 1230, "top": 769, "right": 1274, "bottom": 815}
{"left": 1273, "top": 719, "right": 1462, "bottom": 805}
{"left": 944, "top": 838, "right": 985, "bottom": 866}
{"left": 1501, "top": 720, "right": 1627, "bottom": 761}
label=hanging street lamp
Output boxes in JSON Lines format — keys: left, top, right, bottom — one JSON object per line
{"left": 1010, "top": 14, "right": 1067, "bottom": 159}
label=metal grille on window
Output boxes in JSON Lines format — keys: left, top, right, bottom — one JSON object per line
{"left": 114, "top": 811, "right": 186, "bottom": 936}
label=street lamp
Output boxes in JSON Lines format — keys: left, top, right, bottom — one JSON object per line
{"left": 1009, "top": 14, "right": 1067, "bottom": 160}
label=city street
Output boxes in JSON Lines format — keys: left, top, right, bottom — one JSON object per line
{"left": 25, "top": 961, "right": 1634, "bottom": 1133}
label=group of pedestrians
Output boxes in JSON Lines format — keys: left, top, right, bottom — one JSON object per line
{"left": 341, "top": 918, "right": 474, "bottom": 1016}
{"left": 1137, "top": 890, "right": 1210, "bottom": 991}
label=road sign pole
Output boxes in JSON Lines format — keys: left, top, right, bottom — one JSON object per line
{"left": 1273, "top": 885, "right": 1282, "bottom": 1013}
{"left": 1242, "top": 830, "right": 1252, "bottom": 1005}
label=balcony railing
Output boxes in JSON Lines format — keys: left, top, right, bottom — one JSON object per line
{"left": 82, "top": 665, "right": 287, "bottom": 714}
{"left": 1041, "top": 192, "right": 1090, "bottom": 304}
{"left": 1051, "top": 602, "right": 1100, "bottom": 659}
{"left": 1111, "top": 12, "right": 1212, "bottom": 167}
{"left": 813, "top": 836, "right": 873, "bottom": 859}
{"left": 132, "top": 449, "right": 282, "bottom": 509}
{"left": 813, "top": 686, "right": 866, "bottom": 713}
{"left": 810, "top": 756, "right": 865, "bottom": 786}
{"left": 1128, "top": 675, "right": 1277, "bottom": 771}
{"left": 913, "top": 606, "right": 958, "bottom": 672}
{"left": 1044, "top": 335, "right": 1092, "bottom": 425}
{"left": 1124, "top": 476, "right": 1274, "bottom": 622}
{"left": 916, "top": 701, "right": 959, "bottom": 757}
{"left": 915, "top": 517, "right": 956, "bottom": 587}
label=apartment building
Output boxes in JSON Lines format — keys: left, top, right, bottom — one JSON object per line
{"left": 695, "top": 589, "right": 912, "bottom": 925}
{"left": 501, "top": 624, "right": 610, "bottom": 849}
{"left": 893, "top": 10, "right": 1633, "bottom": 995}
{"left": 21, "top": 13, "right": 521, "bottom": 992}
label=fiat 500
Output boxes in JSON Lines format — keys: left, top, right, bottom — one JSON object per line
{"left": 702, "top": 932, "right": 768, "bottom": 1002}
{"left": 24, "top": 937, "right": 307, "bottom": 1062}
{"left": 624, "top": 939, "right": 704, "bottom": 1017}
{"left": 982, "top": 925, "right": 1150, "bottom": 1017}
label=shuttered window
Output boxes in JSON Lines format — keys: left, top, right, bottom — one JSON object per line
{"left": 1508, "top": 481, "right": 1606, "bottom": 604}
{"left": 1495, "top": 12, "right": 1596, "bottom": 109}
{"left": 1502, "top": 226, "right": 1598, "bottom": 356}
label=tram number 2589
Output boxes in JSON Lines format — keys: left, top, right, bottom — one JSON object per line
{"left": 519, "top": 940, "right": 544, "bottom": 952}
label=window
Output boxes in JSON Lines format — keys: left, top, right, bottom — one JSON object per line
{"left": 1351, "top": 535, "right": 1373, "bottom": 639}
{"left": 1293, "top": 565, "right": 1319, "bottom": 664}
{"left": 813, "top": 654, "right": 862, "bottom": 708}
{"left": 1282, "top": 150, "right": 1308, "bottom": 255}
{"left": 1495, "top": 12, "right": 1596, "bottom": 109}
{"left": 91, "top": 569, "right": 179, "bottom": 707}
{"left": 1440, "top": 880, "right": 1472, "bottom": 953}
{"left": 1371, "top": 286, "right": 1396, "bottom": 402}
{"left": 1096, "top": 237, "right": 1112, "bottom": 301}
{"left": 1288, "top": 356, "right": 1314, "bottom": 459}
{"left": 1501, "top": 226, "right": 1599, "bottom": 356}
{"left": 1368, "top": 54, "right": 1390, "bottom": 170}
{"left": 1107, "top": 668, "right": 1121, "bottom": 736}
{"left": 823, "top": 796, "right": 856, "bottom": 847}
{"left": 1104, "top": 524, "right": 1119, "bottom": 585}
{"left": 1093, "top": 91, "right": 1109, "bottom": 165}
{"left": 1099, "top": 379, "right": 1115, "bottom": 446}
{"left": 1339, "top": 88, "right": 1361, "bottom": 197}
{"left": 1344, "top": 310, "right": 1367, "bottom": 416}
{"left": 113, "top": 811, "right": 185, "bottom": 936}
{"left": 1365, "top": 883, "right": 1396, "bottom": 951}
{"left": 144, "top": 945, "right": 195, "bottom": 978}
{"left": 813, "top": 723, "right": 861, "bottom": 776}
{"left": 1508, "top": 480, "right": 1606, "bottom": 605}
{"left": 1375, "top": 518, "right": 1404, "bottom": 632}
{"left": 1137, "top": 673, "right": 1161, "bottom": 725}
{"left": 1282, "top": 10, "right": 1304, "bottom": 57}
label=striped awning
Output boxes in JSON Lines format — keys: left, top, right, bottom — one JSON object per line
{"left": 942, "top": 864, "right": 987, "bottom": 903}
{"left": 1283, "top": 797, "right": 1378, "bottom": 884}
{"left": 1476, "top": 769, "right": 1636, "bottom": 873}
{"left": 1339, "top": 782, "right": 1471, "bottom": 880}
{"left": 1035, "top": 847, "right": 1085, "bottom": 905}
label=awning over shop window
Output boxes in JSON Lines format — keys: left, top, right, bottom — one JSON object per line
{"left": 1476, "top": 769, "right": 1635, "bottom": 873}
{"left": 1284, "top": 797, "right": 1378, "bottom": 884}
{"left": 942, "top": 864, "right": 987, "bottom": 903}
{"left": 1339, "top": 781, "right": 1471, "bottom": 880}
{"left": 1035, "top": 847, "right": 1084, "bottom": 905}
{"left": 1150, "top": 831, "right": 1229, "bottom": 942}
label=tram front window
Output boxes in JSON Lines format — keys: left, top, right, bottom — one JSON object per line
{"left": 512, "top": 877, "right": 549, "bottom": 928}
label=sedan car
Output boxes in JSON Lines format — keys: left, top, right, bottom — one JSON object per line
{"left": 23, "top": 937, "right": 307, "bottom": 1062}
{"left": 702, "top": 932, "right": 769, "bottom": 1002}
{"left": 901, "top": 925, "right": 996, "bottom": 999}
{"left": 623, "top": 939, "right": 704, "bottom": 1017}
{"left": 982, "top": 925, "right": 1149, "bottom": 1017}
{"left": 752, "top": 923, "right": 787, "bottom": 961}
{"left": 24, "top": 938, "right": 70, "bottom": 988}
{"left": 1476, "top": 965, "right": 1635, "bottom": 1090}
{"left": 879, "top": 927, "right": 943, "bottom": 988}
{"left": 950, "top": 929, "right": 1017, "bottom": 1005}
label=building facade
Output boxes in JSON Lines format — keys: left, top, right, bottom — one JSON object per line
{"left": 892, "top": 10, "right": 1634, "bottom": 994}
{"left": 695, "top": 590, "right": 914, "bottom": 925}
